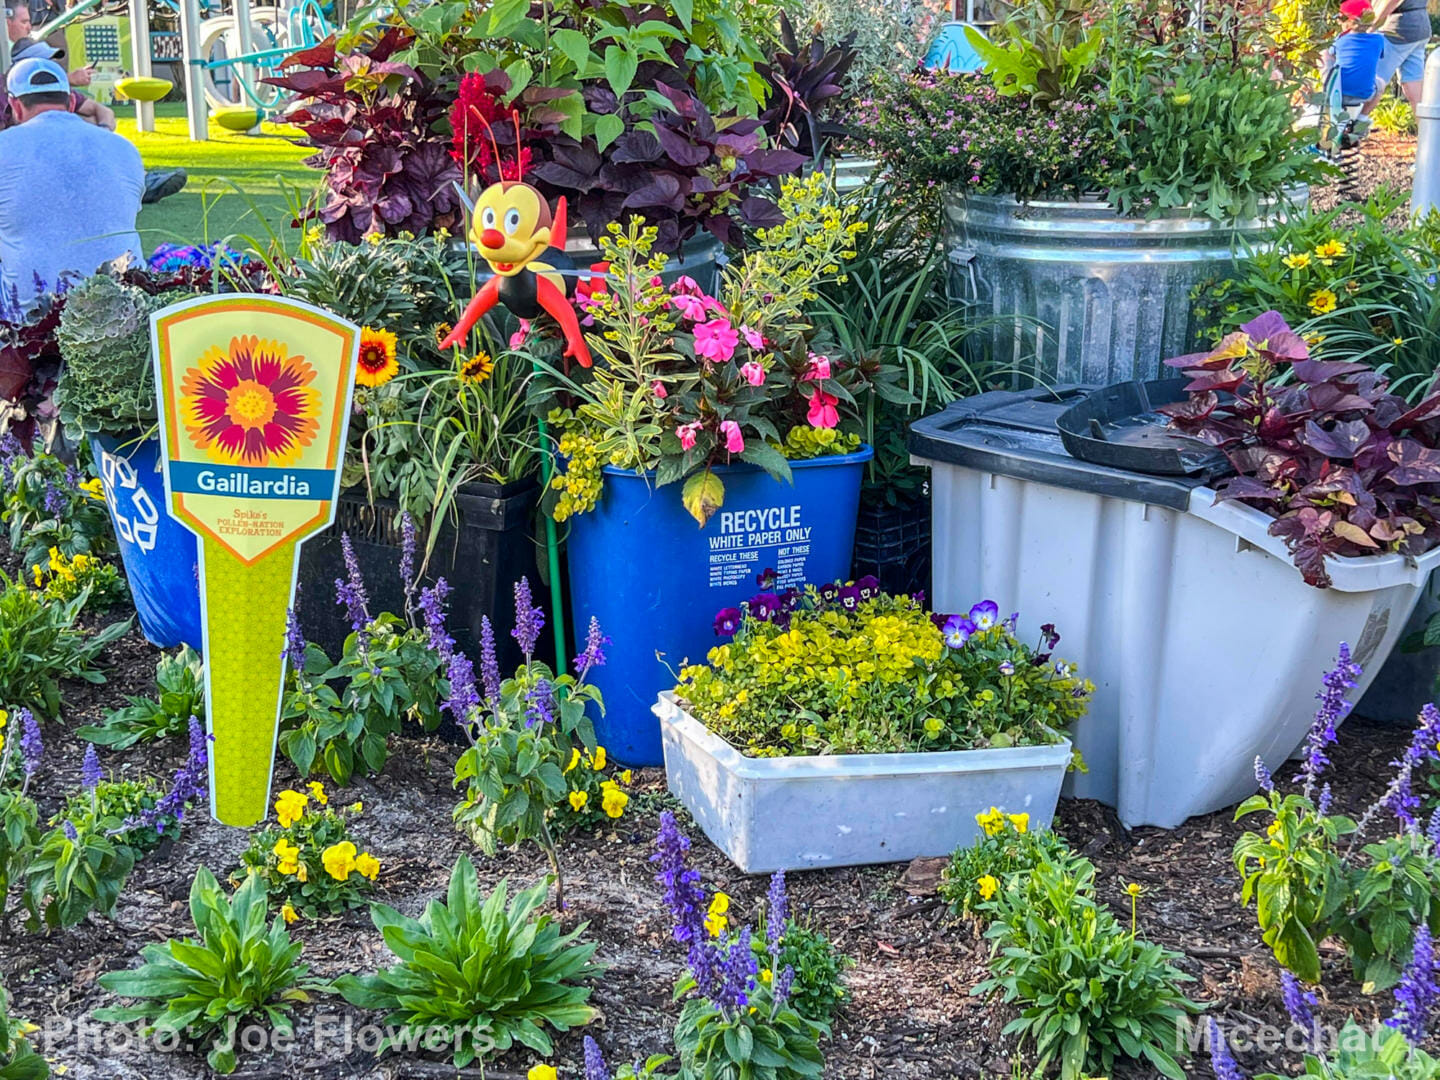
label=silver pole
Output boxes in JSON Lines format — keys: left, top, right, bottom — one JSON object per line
{"left": 129, "top": 0, "right": 154, "bottom": 132}
{"left": 1412, "top": 47, "right": 1440, "bottom": 217}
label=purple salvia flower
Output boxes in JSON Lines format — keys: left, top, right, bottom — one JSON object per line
{"left": 652, "top": 811, "right": 707, "bottom": 948}
{"left": 1317, "top": 784, "right": 1333, "bottom": 817}
{"left": 1208, "top": 1019, "right": 1246, "bottom": 1080}
{"left": 336, "top": 533, "right": 370, "bottom": 633}
{"left": 583, "top": 1035, "right": 611, "bottom": 1080}
{"left": 478, "top": 616, "right": 501, "bottom": 703}
{"left": 524, "top": 679, "right": 556, "bottom": 729}
{"left": 18, "top": 709, "right": 41, "bottom": 778}
{"left": 62, "top": 820, "right": 77, "bottom": 841}
{"left": 443, "top": 652, "right": 480, "bottom": 724}
{"left": 511, "top": 577, "right": 545, "bottom": 659}
{"left": 1300, "top": 643, "right": 1362, "bottom": 798}
{"left": 1428, "top": 807, "right": 1440, "bottom": 847}
{"left": 1280, "top": 970, "right": 1317, "bottom": 1043}
{"left": 63, "top": 465, "right": 79, "bottom": 488}
{"left": 573, "top": 616, "right": 610, "bottom": 677}
{"left": 767, "top": 870, "right": 788, "bottom": 949}
{"left": 126, "top": 717, "right": 210, "bottom": 836}
{"left": 282, "top": 607, "right": 307, "bottom": 673}
{"left": 773, "top": 964, "right": 795, "bottom": 1008}
{"left": 81, "top": 743, "right": 102, "bottom": 791}
{"left": 1254, "top": 756, "right": 1273, "bottom": 794}
{"left": 42, "top": 480, "right": 66, "bottom": 517}
{"left": 1362, "top": 704, "right": 1440, "bottom": 834}
{"left": 418, "top": 579, "right": 456, "bottom": 664}
{"left": 1386, "top": 923, "right": 1439, "bottom": 1044}
{"left": 716, "top": 929, "right": 758, "bottom": 1013}
{"left": 398, "top": 511, "right": 417, "bottom": 614}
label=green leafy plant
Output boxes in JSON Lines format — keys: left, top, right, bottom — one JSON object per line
{"left": 0, "top": 716, "right": 39, "bottom": 930}
{"left": 973, "top": 855, "right": 1200, "bottom": 1080}
{"left": 940, "top": 809, "right": 1082, "bottom": 921}
{"left": 233, "top": 782, "right": 379, "bottom": 919}
{"left": 1254, "top": 1020, "right": 1440, "bottom": 1079}
{"left": 0, "top": 979, "right": 46, "bottom": 1080}
{"left": 78, "top": 645, "right": 205, "bottom": 749}
{"left": 1373, "top": 95, "right": 1417, "bottom": 136}
{"left": 0, "top": 445, "right": 114, "bottom": 571}
{"left": 333, "top": 856, "right": 601, "bottom": 1068}
{"left": 965, "top": 0, "right": 1102, "bottom": 108}
{"left": 23, "top": 813, "right": 136, "bottom": 931}
{"left": 53, "top": 274, "right": 176, "bottom": 440}
{"left": 677, "top": 587, "right": 1091, "bottom": 757}
{"left": 95, "top": 867, "right": 316, "bottom": 1075}
{"left": 0, "top": 571, "right": 131, "bottom": 718}
{"left": 750, "top": 917, "right": 852, "bottom": 1024}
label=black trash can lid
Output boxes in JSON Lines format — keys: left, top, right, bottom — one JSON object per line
{"left": 908, "top": 386, "right": 1225, "bottom": 512}
{"left": 1055, "top": 378, "right": 1231, "bottom": 478}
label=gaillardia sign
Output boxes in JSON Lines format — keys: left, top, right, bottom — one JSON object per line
{"left": 151, "top": 295, "right": 359, "bottom": 826}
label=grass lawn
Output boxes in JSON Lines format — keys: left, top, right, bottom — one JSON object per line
{"left": 117, "top": 101, "right": 321, "bottom": 251}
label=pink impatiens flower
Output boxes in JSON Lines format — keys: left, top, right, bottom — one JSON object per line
{"left": 740, "top": 325, "right": 764, "bottom": 350}
{"left": 693, "top": 318, "right": 739, "bottom": 363}
{"left": 739, "top": 361, "right": 766, "bottom": 387}
{"left": 677, "top": 421, "right": 702, "bottom": 450}
{"left": 509, "top": 319, "right": 531, "bottom": 350}
{"left": 805, "top": 352, "right": 832, "bottom": 380}
{"left": 720, "top": 420, "right": 744, "bottom": 454}
{"left": 652, "top": 380, "right": 668, "bottom": 399}
{"left": 671, "top": 294, "right": 708, "bottom": 321}
{"left": 807, "top": 388, "right": 839, "bottom": 429}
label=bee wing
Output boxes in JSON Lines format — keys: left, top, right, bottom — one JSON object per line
{"left": 452, "top": 182, "right": 476, "bottom": 215}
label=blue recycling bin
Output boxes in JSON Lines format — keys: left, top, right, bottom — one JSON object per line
{"left": 89, "top": 432, "right": 203, "bottom": 650}
{"left": 566, "top": 446, "right": 872, "bottom": 765}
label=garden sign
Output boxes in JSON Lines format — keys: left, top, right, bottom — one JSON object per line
{"left": 150, "top": 295, "right": 359, "bottom": 826}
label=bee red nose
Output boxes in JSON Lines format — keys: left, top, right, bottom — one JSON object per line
{"left": 480, "top": 228, "right": 505, "bottom": 248}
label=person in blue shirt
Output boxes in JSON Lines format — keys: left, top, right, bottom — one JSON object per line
{"left": 1323, "top": 0, "right": 1388, "bottom": 106}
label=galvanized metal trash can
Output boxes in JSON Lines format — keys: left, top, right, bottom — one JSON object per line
{"left": 943, "top": 191, "right": 1305, "bottom": 386}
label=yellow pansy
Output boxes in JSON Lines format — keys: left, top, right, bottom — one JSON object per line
{"left": 1282, "top": 252, "right": 1311, "bottom": 270}
{"left": 761, "top": 968, "right": 773, "bottom": 983}
{"left": 705, "top": 892, "right": 730, "bottom": 937}
{"left": 307, "top": 781, "right": 328, "bottom": 806}
{"left": 1008, "top": 812, "right": 1029, "bottom": 834}
{"left": 350, "top": 801, "right": 363, "bottom": 814}
{"left": 565, "top": 748, "right": 581, "bottom": 773}
{"left": 568, "top": 790, "right": 588, "bottom": 811}
{"left": 528, "top": 1067, "right": 558, "bottom": 1080}
{"left": 31, "top": 564, "right": 41, "bottom": 587}
{"left": 273, "top": 839, "right": 301, "bottom": 876}
{"left": 1308, "top": 289, "right": 1338, "bottom": 315}
{"left": 620, "top": 769, "right": 633, "bottom": 785}
{"left": 975, "top": 807, "right": 1007, "bottom": 837}
{"left": 355, "top": 852, "right": 381, "bottom": 882}
{"left": 280, "top": 903, "right": 298, "bottom": 924}
{"left": 296, "top": 861, "right": 308, "bottom": 883}
{"left": 322, "top": 841, "right": 358, "bottom": 881}
{"left": 977, "top": 874, "right": 999, "bottom": 900}
{"left": 274, "top": 789, "right": 309, "bottom": 828}
{"left": 78, "top": 477, "right": 104, "bottom": 501}
{"left": 592, "top": 746, "right": 607, "bottom": 770}
{"left": 601, "top": 785, "right": 629, "bottom": 819}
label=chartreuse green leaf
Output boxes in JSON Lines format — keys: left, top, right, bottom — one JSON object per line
{"left": 682, "top": 469, "right": 725, "bottom": 527}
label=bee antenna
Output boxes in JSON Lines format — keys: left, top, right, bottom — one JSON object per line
{"left": 511, "top": 108, "right": 524, "bottom": 180}
{"left": 467, "top": 109, "right": 504, "bottom": 186}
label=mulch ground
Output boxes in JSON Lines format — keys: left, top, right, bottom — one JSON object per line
{"left": 3, "top": 136, "right": 1435, "bottom": 1080}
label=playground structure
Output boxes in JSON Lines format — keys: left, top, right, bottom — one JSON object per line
{"left": 0, "top": 0, "right": 330, "bottom": 139}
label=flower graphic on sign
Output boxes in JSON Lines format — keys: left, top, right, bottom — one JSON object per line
{"left": 181, "top": 336, "right": 320, "bottom": 467}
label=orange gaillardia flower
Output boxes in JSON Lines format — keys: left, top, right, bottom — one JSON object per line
{"left": 356, "top": 326, "right": 399, "bottom": 387}
{"left": 181, "top": 336, "right": 320, "bottom": 467}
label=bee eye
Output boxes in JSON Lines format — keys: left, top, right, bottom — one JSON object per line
{"left": 504, "top": 208, "right": 522, "bottom": 235}
{"left": 482, "top": 207, "right": 496, "bottom": 229}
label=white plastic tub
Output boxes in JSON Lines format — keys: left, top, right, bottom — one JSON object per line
{"left": 912, "top": 390, "right": 1440, "bottom": 828}
{"left": 654, "top": 692, "right": 1073, "bottom": 874}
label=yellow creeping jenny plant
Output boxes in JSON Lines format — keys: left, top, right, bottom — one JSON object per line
{"left": 676, "top": 583, "right": 1092, "bottom": 757}
{"left": 234, "top": 783, "right": 380, "bottom": 918}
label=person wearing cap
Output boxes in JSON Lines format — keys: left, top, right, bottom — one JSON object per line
{"left": 1323, "top": 0, "right": 1387, "bottom": 107}
{"left": 1365, "top": 0, "right": 1431, "bottom": 112}
{"left": 0, "top": 57, "right": 142, "bottom": 307}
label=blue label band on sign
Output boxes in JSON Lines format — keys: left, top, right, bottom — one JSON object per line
{"left": 169, "top": 462, "right": 334, "bottom": 500}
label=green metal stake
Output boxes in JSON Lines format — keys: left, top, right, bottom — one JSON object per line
{"left": 535, "top": 392, "right": 567, "bottom": 667}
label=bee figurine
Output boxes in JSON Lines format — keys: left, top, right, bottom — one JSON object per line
{"left": 440, "top": 114, "right": 604, "bottom": 368}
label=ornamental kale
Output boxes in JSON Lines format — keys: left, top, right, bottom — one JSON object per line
{"left": 1162, "top": 311, "right": 1440, "bottom": 588}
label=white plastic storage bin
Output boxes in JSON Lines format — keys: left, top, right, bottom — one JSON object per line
{"left": 911, "top": 389, "right": 1440, "bottom": 829}
{"left": 655, "top": 692, "right": 1072, "bottom": 874}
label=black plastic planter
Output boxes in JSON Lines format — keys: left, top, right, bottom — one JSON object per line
{"left": 295, "top": 479, "right": 546, "bottom": 677}
{"left": 851, "top": 493, "right": 931, "bottom": 596}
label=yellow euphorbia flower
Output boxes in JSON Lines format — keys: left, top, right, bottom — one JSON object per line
{"left": 322, "top": 841, "right": 358, "bottom": 881}
{"left": 274, "top": 789, "right": 308, "bottom": 828}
